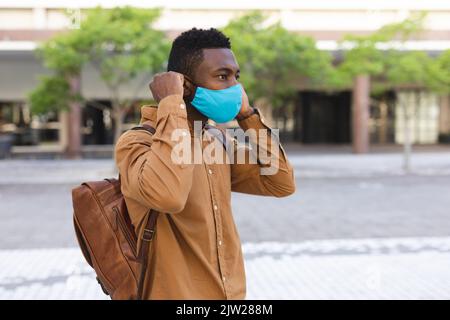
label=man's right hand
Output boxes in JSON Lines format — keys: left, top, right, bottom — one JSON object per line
{"left": 149, "top": 71, "right": 184, "bottom": 104}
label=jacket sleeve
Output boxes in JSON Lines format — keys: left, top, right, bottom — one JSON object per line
{"left": 229, "top": 109, "right": 296, "bottom": 197}
{"left": 114, "top": 94, "right": 194, "bottom": 213}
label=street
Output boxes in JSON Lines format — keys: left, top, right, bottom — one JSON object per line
{"left": 1, "top": 151, "right": 450, "bottom": 299}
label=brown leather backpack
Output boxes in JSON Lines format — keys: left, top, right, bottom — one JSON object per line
{"left": 72, "top": 124, "right": 157, "bottom": 300}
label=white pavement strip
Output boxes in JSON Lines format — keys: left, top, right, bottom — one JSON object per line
{"left": 1, "top": 237, "right": 450, "bottom": 300}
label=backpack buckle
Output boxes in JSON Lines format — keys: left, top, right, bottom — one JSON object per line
{"left": 142, "top": 228, "right": 155, "bottom": 242}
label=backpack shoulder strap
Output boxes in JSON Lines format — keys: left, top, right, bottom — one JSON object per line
{"left": 130, "top": 123, "right": 156, "bottom": 135}
{"left": 136, "top": 209, "right": 158, "bottom": 300}
{"left": 117, "top": 123, "right": 154, "bottom": 184}
{"left": 127, "top": 122, "right": 158, "bottom": 299}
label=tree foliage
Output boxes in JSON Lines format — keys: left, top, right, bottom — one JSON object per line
{"left": 333, "top": 12, "right": 450, "bottom": 95}
{"left": 29, "top": 6, "right": 169, "bottom": 142}
{"left": 28, "top": 75, "right": 79, "bottom": 114}
{"left": 223, "top": 12, "right": 333, "bottom": 108}
{"left": 428, "top": 49, "right": 450, "bottom": 94}
{"left": 337, "top": 12, "right": 425, "bottom": 78}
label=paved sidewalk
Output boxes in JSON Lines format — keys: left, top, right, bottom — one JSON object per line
{"left": 1, "top": 237, "right": 449, "bottom": 300}
{"left": 1, "top": 154, "right": 449, "bottom": 299}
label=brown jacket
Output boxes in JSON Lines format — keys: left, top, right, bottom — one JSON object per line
{"left": 114, "top": 94, "right": 295, "bottom": 299}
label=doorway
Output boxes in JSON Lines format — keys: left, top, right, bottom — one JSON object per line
{"left": 294, "top": 91, "right": 351, "bottom": 144}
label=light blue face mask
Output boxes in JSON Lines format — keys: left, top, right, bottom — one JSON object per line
{"left": 190, "top": 83, "right": 242, "bottom": 123}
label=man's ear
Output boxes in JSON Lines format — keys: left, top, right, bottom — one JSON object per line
{"left": 183, "top": 75, "right": 195, "bottom": 101}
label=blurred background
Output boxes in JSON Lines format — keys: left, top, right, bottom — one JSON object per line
{"left": 0, "top": 0, "right": 449, "bottom": 300}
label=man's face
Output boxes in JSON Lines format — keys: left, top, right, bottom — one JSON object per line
{"left": 190, "top": 48, "right": 240, "bottom": 90}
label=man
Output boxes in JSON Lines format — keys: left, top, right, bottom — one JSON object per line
{"left": 115, "top": 27, "right": 295, "bottom": 299}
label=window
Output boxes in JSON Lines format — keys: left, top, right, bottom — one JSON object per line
{"left": 395, "top": 91, "right": 439, "bottom": 144}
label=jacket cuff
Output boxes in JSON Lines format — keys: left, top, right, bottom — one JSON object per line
{"left": 156, "top": 94, "right": 188, "bottom": 121}
{"left": 237, "top": 107, "right": 268, "bottom": 131}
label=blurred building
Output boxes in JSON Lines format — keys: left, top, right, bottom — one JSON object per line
{"left": 0, "top": 0, "right": 449, "bottom": 154}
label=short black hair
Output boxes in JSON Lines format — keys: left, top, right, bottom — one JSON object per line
{"left": 167, "top": 27, "right": 231, "bottom": 78}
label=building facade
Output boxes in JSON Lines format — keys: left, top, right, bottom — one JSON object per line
{"left": 0, "top": 0, "right": 449, "bottom": 154}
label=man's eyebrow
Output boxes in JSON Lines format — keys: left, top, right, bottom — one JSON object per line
{"left": 213, "top": 67, "right": 240, "bottom": 73}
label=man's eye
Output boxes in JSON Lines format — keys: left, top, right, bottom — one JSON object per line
{"left": 218, "top": 75, "right": 227, "bottom": 80}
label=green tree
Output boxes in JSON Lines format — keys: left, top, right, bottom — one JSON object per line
{"left": 223, "top": 12, "right": 333, "bottom": 131}
{"left": 382, "top": 48, "right": 450, "bottom": 171}
{"left": 332, "top": 11, "right": 450, "bottom": 160}
{"left": 383, "top": 51, "right": 434, "bottom": 170}
{"left": 428, "top": 49, "right": 450, "bottom": 95}
{"left": 29, "top": 6, "right": 169, "bottom": 150}
{"left": 326, "top": 13, "right": 429, "bottom": 153}
{"left": 336, "top": 12, "right": 426, "bottom": 82}
{"left": 28, "top": 76, "right": 79, "bottom": 115}
{"left": 29, "top": 29, "right": 86, "bottom": 157}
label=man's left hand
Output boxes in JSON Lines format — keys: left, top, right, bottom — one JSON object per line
{"left": 236, "top": 86, "right": 254, "bottom": 120}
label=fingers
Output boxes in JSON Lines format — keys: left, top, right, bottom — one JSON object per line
{"left": 148, "top": 71, "right": 185, "bottom": 103}
{"left": 171, "top": 71, "right": 184, "bottom": 84}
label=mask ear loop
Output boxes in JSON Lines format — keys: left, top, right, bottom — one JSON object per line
{"left": 182, "top": 75, "right": 197, "bottom": 103}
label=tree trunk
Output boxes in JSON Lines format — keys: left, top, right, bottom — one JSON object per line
{"left": 112, "top": 105, "right": 125, "bottom": 146}
{"left": 402, "top": 101, "right": 412, "bottom": 173}
{"left": 403, "top": 90, "right": 421, "bottom": 173}
{"left": 293, "top": 93, "right": 303, "bottom": 142}
{"left": 378, "top": 98, "right": 388, "bottom": 144}
{"left": 352, "top": 74, "right": 370, "bottom": 154}
{"left": 282, "top": 104, "right": 288, "bottom": 134}
{"left": 402, "top": 91, "right": 413, "bottom": 173}
{"left": 66, "top": 74, "right": 82, "bottom": 159}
